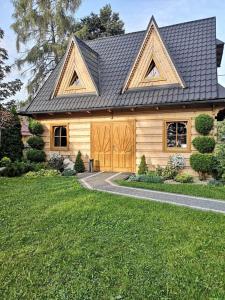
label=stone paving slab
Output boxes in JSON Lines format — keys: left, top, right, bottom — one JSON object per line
{"left": 79, "top": 172, "right": 225, "bottom": 214}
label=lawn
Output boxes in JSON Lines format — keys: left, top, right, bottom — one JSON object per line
{"left": 0, "top": 177, "right": 225, "bottom": 299}
{"left": 117, "top": 179, "right": 225, "bottom": 201}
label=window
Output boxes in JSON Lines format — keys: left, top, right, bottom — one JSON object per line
{"left": 51, "top": 125, "right": 68, "bottom": 149}
{"left": 145, "top": 60, "right": 160, "bottom": 80}
{"left": 69, "top": 71, "right": 80, "bottom": 86}
{"left": 164, "top": 121, "right": 190, "bottom": 151}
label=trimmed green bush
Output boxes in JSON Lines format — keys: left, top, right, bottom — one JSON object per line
{"left": 128, "top": 174, "right": 164, "bottom": 183}
{"left": 0, "top": 156, "right": 11, "bottom": 167}
{"left": 24, "top": 169, "right": 60, "bottom": 177}
{"left": 190, "top": 153, "right": 214, "bottom": 180}
{"left": 162, "top": 165, "right": 178, "bottom": 180}
{"left": 74, "top": 151, "right": 85, "bottom": 173}
{"left": 27, "top": 136, "right": 44, "bottom": 150}
{"left": 195, "top": 114, "right": 214, "bottom": 135}
{"left": 62, "top": 169, "right": 76, "bottom": 176}
{"left": 28, "top": 119, "right": 44, "bottom": 135}
{"left": 175, "top": 173, "right": 194, "bottom": 183}
{"left": 27, "top": 149, "right": 46, "bottom": 162}
{"left": 192, "top": 136, "right": 216, "bottom": 153}
{"left": 138, "top": 155, "right": 148, "bottom": 175}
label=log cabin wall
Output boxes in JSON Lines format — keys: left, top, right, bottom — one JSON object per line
{"left": 35, "top": 105, "right": 221, "bottom": 174}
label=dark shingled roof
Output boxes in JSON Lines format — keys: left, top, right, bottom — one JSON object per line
{"left": 21, "top": 16, "right": 225, "bottom": 114}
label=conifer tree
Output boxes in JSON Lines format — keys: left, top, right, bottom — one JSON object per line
{"left": 74, "top": 150, "right": 85, "bottom": 173}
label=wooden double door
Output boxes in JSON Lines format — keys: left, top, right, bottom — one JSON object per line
{"left": 91, "top": 121, "right": 135, "bottom": 172}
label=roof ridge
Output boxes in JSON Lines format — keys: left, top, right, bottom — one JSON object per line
{"left": 85, "top": 16, "right": 216, "bottom": 44}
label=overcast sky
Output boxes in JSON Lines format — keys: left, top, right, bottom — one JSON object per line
{"left": 1, "top": 0, "right": 225, "bottom": 101}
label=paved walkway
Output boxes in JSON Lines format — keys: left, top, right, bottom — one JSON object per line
{"left": 79, "top": 172, "right": 225, "bottom": 214}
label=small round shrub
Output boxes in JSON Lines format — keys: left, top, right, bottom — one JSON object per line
{"left": 162, "top": 165, "right": 178, "bottom": 180}
{"left": 208, "top": 179, "right": 223, "bottom": 187}
{"left": 190, "top": 153, "right": 214, "bottom": 180}
{"left": 28, "top": 119, "right": 44, "bottom": 135}
{"left": 27, "top": 136, "right": 44, "bottom": 149}
{"left": 195, "top": 114, "right": 214, "bottom": 135}
{"left": 27, "top": 149, "right": 46, "bottom": 162}
{"left": 0, "top": 156, "right": 11, "bottom": 167}
{"left": 175, "top": 173, "right": 194, "bottom": 183}
{"left": 169, "top": 154, "right": 185, "bottom": 170}
{"left": 62, "top": 169, "right": 76, "bottom": 176}
{"left": 0, "top": 162, "right": 23, "bottom": 177}
{"left": 192, "top": 136, "right": 216, "bottom": 153}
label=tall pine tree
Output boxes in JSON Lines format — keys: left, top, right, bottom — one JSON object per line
{"left": 75, "top": 4, "right": 125, "bottom": 40}
{"left": 11, "top": 0, "right": 81, "bottom": 96}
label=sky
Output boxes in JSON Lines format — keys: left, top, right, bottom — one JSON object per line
{"left": 1, "top": 0, "right": 225, "bottom": 101}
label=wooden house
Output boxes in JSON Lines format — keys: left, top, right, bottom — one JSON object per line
{"left": 20, "top": 16, "right": 225, "bottom": 173}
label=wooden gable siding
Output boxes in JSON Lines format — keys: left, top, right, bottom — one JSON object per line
{"left": 36, "top": 106, "right": 219, "bottom": 174}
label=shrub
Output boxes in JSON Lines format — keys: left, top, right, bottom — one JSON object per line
{"left": 138, "top": 155, "right": 148, "bottom": 175}
{"left": 208, "top": 179, "right": 224, "bottom": 187}
{"left": 62, "top": 169, "right": 76, "bottom": 176}
{"left": 210, "top": 156, "right": 224, "bottom": 180}
{"left": 27, "top": 136, "right": 44, "bottom": 150}
{"left": 0, "top": 112, "right": 23, "bottom": 161}
{"left": 217, "top": 120, "right": 225, "bottom": 142}
{"left": 24, "top": 169, "right": 60, "bottom": 177}
{"left": 190, "top": 153, "right": 214, "bottom": 180}
{"left": 0, "top": 156, "right": 11, "bottom": 167}
{"left": 162, "top": 165, "right": 178, "bottom": 180}
{"left": 195, "top": 114, "right": 214, "bottom": 135}
{"left": 128, "top": 174, "right": 164, "bottom": 183}
{"left": 48, "top": 153, "right": 64, "bottom": 171}
{"left": 28, "top": 119, "right": 44, "bottom": 135}
{"left": 155, "top": 165, "right": 163, "bottom": 176}
{"left": 169, "top": 154, "right": 185, "bottom": 170}
{"left": 192, "top": 136, "right": 216, "bottom": 153}
{"left": 74, "top": 151, "right": 85, "bottom": 173}
{"left": 27, "top": 149, "right": 46, "bottom": 162}
{"left": 175, "top": 173, "right": 193, "bottom": 183}
{"left": 0, "top": 163, "right": 22, "bottom": 177}
{"left": 215, "top": 144, "right": 225, "bottom": 169}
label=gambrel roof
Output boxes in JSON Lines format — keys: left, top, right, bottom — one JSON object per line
{"left": 21, "top": 16, "right": 225, "bottom": 115}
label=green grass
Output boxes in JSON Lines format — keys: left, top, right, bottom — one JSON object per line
{"left": 0, "top": 177, "right": 225, "bottom": 299}
{"left": 117, "top": 179, "right": 225, "bottom": 201}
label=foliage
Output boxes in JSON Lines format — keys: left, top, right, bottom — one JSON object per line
{"left": 162, "top": 164, "right": 178, "bottom": 180}
{"left": 24, "top": 169, "right": 60, "bottom": 177}
{"left": 11, "top": 0, "right": 81, "bottom": 96}
{"left": 27, "top": 135, "right": 44, "bottom": 149}
{"left": 0, "top": 28, "right": 22, "bottom": 106}
{"left": 74, "top": 150, "right": 85, "bottom": 173}
{"left": 48, "top": 153, "right": 64, "bottom": 171}
{"left": 27, "top": 149, "right": 46, "bottom": 162}
{"left": 155, "top": 165, "right": 163, "bottom": 177}
{"left": 138, "top": 155, "right": 148, "bottom": 175}
{"left": 175, "top": 173, "right": 194, "bottom": 183}
{"left": 0, "top": 156, "right": 11, "bottom": 167}
{"left": 128, "top": 173, "right": 164, "bottom": 184}
{"left": 208, "top": 179, "right": 224, "bottom": 187}
{"left": 192, "top": 136, "right": 216, "bottom": 153}
{"left": 75, "top": 4, "right": 125, "bottom": 40}
{"left": 0, "top": 111, "right": 24, "bottom": 161}
{"left": 0, "top": 162, "right": 23, "bottom": 177}
{"left": 28, "top": 119, "right": 44, "bottom": 135}
{"left": 190, "top": 153, "right": 214, "bottom": 180}
{"left": 168, "top": 154, "right": 185, "bottom": 170}
{"left": 215, "top": 143, "right": 225, "bottom": 170}
{"left": 195, "top": 114, "right": 214, "bottom": 135}
{"left": 217, "top": 120, "right": 225, "bottom": 142}
{"left": 61, "top": 169, "right": 76, "bottom": 176}
{"left": 211, "top": 156, "right": 224, "bottom": 180}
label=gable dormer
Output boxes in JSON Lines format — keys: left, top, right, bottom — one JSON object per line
{"left": 122, "top": 16, "right": 185, "bottom": 93}
{"left": 53, "top": 36, "right": 99, "bottom": 97}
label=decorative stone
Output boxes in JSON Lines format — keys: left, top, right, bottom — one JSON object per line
{"left": 0, "top": 167, "right": 6, "bottom": 174}
{"left": 63, "top": 158, "right": 74, "bottom": 171}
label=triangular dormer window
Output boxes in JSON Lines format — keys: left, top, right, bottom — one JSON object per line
{"left": 69, "top": 71, "right": 80, "bottom": 86}
{"left": 145, "top": 60, "right": 160, "bottom": 80}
